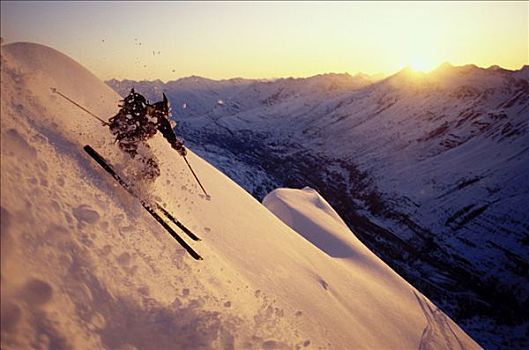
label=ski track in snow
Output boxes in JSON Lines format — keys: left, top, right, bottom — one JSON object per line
{"left": 414, "top": 291, "right": 467, "bottom": 350}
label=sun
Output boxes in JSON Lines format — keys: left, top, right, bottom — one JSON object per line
{"left": 409, "top": 57, "right": 439, "bottom": 73}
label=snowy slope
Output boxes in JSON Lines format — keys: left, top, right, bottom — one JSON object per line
{"left": 1, "top": 42, "right": 480, "bottom": 349}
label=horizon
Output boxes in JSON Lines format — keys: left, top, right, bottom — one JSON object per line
{"left": 103, "top": 60, "right": 527, "bottom": 84}
{"left": 1, "top": 1, "right": 527, "bottom": 82}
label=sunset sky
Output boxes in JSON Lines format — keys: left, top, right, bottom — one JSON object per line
{"left": 1, "top": 1, "right": 527, "bottom": 81}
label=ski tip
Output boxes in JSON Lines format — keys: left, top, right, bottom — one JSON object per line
{"left": 198, "top": 193, "right": 212, "bottom": 201}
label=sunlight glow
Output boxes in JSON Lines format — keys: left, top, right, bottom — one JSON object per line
{"left": 409, "top": 57, "right": 440, "bottom": 73}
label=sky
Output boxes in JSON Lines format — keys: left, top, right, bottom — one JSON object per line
{"left": 1, "top": 1, "right": 528, "bottom": 81}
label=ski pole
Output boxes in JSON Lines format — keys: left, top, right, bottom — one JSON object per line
{"left": 182, "top": 155, "right": 210, "bottom": 199}
{"left": 50, "top": 87, "right": 109, "bottom": 126}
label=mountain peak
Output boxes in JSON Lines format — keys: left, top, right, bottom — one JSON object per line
{"left": 176, "top": 75, "right": 213, "bottom": 83}
{"left": 431, "top": 61, "right": 455, "bottom": 73}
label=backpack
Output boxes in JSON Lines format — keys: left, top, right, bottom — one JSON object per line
{"left": 109, "top": 89, "right": 156, "bottom": 143}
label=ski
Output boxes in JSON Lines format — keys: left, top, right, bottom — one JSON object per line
{"left": 155, "top": 204, "right": 200, "bottom": 241}
{"left": 83, "top": 145, "right": 203, "bottom": 260}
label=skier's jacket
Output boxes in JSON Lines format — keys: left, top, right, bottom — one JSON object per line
{"left": 108, "top": 89, "right": 185, "bottom": 154}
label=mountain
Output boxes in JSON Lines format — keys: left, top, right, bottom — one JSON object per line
{"left": 107, "top": 72, "right": 379, "bottom": 119}
{"left": 107, "top": 62, "right": 529, "bottom": 349}
{"left": 0, "top": 42, "right": 482, "bottom": 349}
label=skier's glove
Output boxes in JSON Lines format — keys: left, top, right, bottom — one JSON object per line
{"left": 172, "top": 142, "right": 187, "bottom": 157}
{"left": 178, "top": 146, "right": 187, "bottom": 157}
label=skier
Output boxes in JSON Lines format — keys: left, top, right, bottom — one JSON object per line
{"left": 108, "top": 88, "right": 187, "bottom": 181}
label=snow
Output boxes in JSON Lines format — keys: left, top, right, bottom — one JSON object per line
{"left": 263, "top": 187, "right": 356, "bottom": 258}
{"left": 1, "top": 42, "right": 480, "bottom": 349}
{"left": 262, "top": 187, "right": 480, "bottom": 349}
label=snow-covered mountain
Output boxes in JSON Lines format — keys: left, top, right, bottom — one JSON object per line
{"left": 108, "top": 62, "right": 529, "bottom": 349}
{"left": 106, "top": 73, "right": 379, "bottom": 120}
{"left": 0, "top": 42, "right": 482, "bottom": 349}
